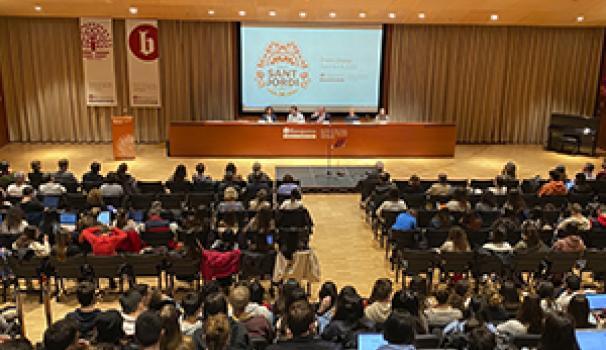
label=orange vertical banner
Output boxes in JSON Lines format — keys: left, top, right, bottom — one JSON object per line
{"left": 111, "top": 115, "right": 135, "bottom": 160}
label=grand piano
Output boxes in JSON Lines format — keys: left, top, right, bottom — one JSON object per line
{"left": 546, "top": 113, "right": 602, "bottom": 156}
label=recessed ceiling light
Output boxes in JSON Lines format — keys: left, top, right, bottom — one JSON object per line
{"left": 268, "top": 10, "right": 277, "bottom": 17}
{"left": 388, "top": 12, "right": 396, "bottom": 19}
{"left": 128, "top": 6, "right": 138, "bottom": 15}
{"left": 418, "top": 12, "right": 426, "bottom": 19}
{"left": 208, "top": 9, "right": 215, "bottom": 15}
{"left": 577, "top": 16, "right": 585, "bottom": 22}
{"left": 359, "top": 12, "right": 367, "bottom": 18}
{"left": 238, "top": 10, "right": 246, "bottom": 16}
{"left": 299, "top": 11, "right": 307, "bottom": 18}
{"left": 329, "top": 11, "right": 337, "bottom": 18}
{"left": 490, "top": 14, "right": 499, "bottom": 21}
{"left": 34, "top": 5, "right": 42, "bottom": 12}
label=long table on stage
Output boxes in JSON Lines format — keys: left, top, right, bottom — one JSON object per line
{"left": 168, "top": 121, "right": 457, "bottom": 157}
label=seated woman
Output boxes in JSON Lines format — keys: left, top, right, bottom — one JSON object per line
{"left": 12, "top": 225, "right": 50, "bottom": 257}
{"left": 79, "top": 224, "right": 128, "bottom": 256}
{"left": 539, "top": 311, "right": 578, "bottom": 350}
{"left": 403, "top": 175, "right": 424, "bottom": 194}
{"left": 321, "top": 286, "right": 375, "bottom": 349}
{"left": 86, "top": 188, "right": 105, "bottom": 211}
{"left": 567, "top": 294, "right": 595, "bottom": 329}
{"left": 570, "top": 172, "right": 593, "bottom": 194}
{"left": 223, "top": 162, "right": 242, "bottom": 182}
{"left": 315, "top": 281, "right": 338, "bottom": 334}
{"left": 167, "top": 164, "right": 191, "bottom": 193}
{"left": 364, "top": 278, "right": 393, "bottom": 324}
{"left": 439, "top": 226, "right": 471, "bottom": 252}
{"left": 496, "top": 294, "right": 543, "bottom": 336}
{"left": 514, "top": 220, "right": 549, "bottom": 254}
{"left": 391, "top": 289, "right": 428, "bottom": 334}
{"left": 475, "top": 190, "right": 498, "bottom": 212}
{"left": 279, "top": 188, "right": 305, "bottom": 210}
{"left": 557, "top": 203, "right": 591, "bottom": 233}
{"left": 0, "top": 207, "right": 28, "bottom": 235}
{"left": 243, "top": 204, "right": 275, "bottom": 251}
{"left": 424, "top": 286, "right": 463, "bottom": 327}
{"left": 482, "top": 225, "right": 513, "bottom": 253}
{"left": 212, "top": 211, "right": 240, "bottom": 251}
{"left": 217, "top": 187, "right": 245, "bottom": 213}
{"left": 459, "top": 210, "right": 483, "bottom": 233}
{"left": 537, "top": 281, "right": 560, "bottom": 314}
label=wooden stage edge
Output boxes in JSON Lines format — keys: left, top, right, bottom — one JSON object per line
{"left": 168, "top": 121, "right": 457, "bottom": 158}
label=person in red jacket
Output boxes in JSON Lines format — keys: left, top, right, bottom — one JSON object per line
{"left": 80, "top": 225, "right": 127, "bottom": 256}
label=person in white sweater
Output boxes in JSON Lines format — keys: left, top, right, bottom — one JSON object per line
{"left": 12, "top": 226, "right": 50, "bottom": 257}
{"left": 364, "top": 278, "right": 393, "bottom": 324}
{"left": 496, "top": 294, "right": 544, "bottom": 336}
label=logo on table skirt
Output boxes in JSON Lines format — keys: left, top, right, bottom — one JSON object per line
{"left": 128, "top": 24, "right": 159, "bottom": 61}
{"left": 282, "top": 127, "right": 317, "bottom": 140}
{"left": 256, "top": 41, "right": 310, "bottom": 97}
{"left": 81, "top": 22, "right": 112, "bottom": 59}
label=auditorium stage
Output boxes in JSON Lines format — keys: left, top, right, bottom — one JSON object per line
{"left": 0, "top": 142, "right": 602, "bottom": 342}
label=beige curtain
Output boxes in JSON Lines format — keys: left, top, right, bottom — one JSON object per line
{"left": 0, "top": 17, "right": 235, "bottom": 142}
{"left": 387, "top": 25, "right": 603, "bottom": 143}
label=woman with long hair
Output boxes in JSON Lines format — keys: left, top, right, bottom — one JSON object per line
{"left": 322, "top": 286, "right": 375, "bottom": 349}
{"left": 243, "top": 204, "right": 275, "bottom": 251}
{"left": 365, "top": 279, "right": 393, "bottom": 324}
{"left": 160, "top": 304, "right": 186, "bottom": 350}
{"left": 514, "top": 220, "right": 549, "bottom": 254}
{"left": 567, "top": 294, "right": 594, "bottom": 329}
{"left": 1, "top": 206, "right": 27, "bottom": 235}
{"left": 203, "top": 314, "right": 230, "bottom": 350}
{"left": 496, "top": 294, "right": 544, "bottom": 336}
{"left": 440, "top": 226, "right": 471, "bottom": 252}
{"left": 12, "top": 225, "right": 50, "bottom": 257}
{"left": 539, "top": 312, "right": 579, "bottom": 350}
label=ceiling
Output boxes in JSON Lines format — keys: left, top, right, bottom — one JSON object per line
{"left": 0, "top": 0, "right": 605, "bottom": 26}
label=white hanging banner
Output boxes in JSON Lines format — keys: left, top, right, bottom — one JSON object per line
{"left": 80, "top": 18, "right": 117, "bottom": 106}
{"left": 126, "top": 19, "right": 161, "bottom": 107}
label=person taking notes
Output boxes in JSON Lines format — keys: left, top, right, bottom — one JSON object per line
{"left": 310, "top": 106, "right": 330, "bottom": 123}
{"left": 287, "top": 105, "right": 305, "bottom": 123}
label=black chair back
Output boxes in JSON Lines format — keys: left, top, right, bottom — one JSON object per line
{"left": 141, "top": 231, "right": 174, "bottom": 247}
{"left": 129, "top": 193, "right": 156, "bottom": 210}
{"left": 138, "top": 181, "right": 165, "bottom": 194}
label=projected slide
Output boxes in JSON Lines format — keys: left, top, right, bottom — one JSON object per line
{"left": 240, "top": 25, "right": 383, "bottom": 112}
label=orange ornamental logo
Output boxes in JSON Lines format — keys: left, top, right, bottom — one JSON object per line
{"left": 255, "top": 41, "right": 310, "bottom": 97}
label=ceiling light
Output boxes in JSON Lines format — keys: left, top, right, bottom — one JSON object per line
{"left": 577, "top": 16, "right": 585, "bottom": 23}
{"left": 490, "top": 14, "right": 499, "bottom": 21}
{"left": 418, "top": 12, "right": 426, "bottom": 19}
{"left": 34, "top": 5, "right": 42, "bottom": 12}
{"left": 299, "top": 11, "right": 307, "bottom": 18}
{"left": 359, "top": 12, "right": 367, "bottom": 18}
{"left": 329, "top": 11, "right": 337, "bottom": 18}
{"left": 268, "top": 10, "right": 277, "bottom": 17}
{"left": 388, "top": 12, "right": 396, "bottom": 19}
{"left": 208, "top": 9, "right": 215, "bottom": 15}
{"left": 238, "top": 10, "right": 246, "bottom": 16}
{"left": 128, "top": 6, "right": 138, "bottom": 15}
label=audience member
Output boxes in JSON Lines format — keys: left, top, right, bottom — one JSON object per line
{"left": 375, "top": 188, "right": 408, "bottom": 220}
{"left": 593, "top": 205, "right": 606, "bottom": 229}
{"left": 248, "top": 188, "right": 271, "bottom": 211}
{"left": 496, "top": 294, "right": 543, "bottom": 336}
{"left": 537, "top": 281, "right": 560, "bottom": 314}
{"left": 217, "top": 187, "right": 245, "bottom": 213}
{"left": 316, "top": 281, "right": 338, "bottom": 333}
{"left": 556, "top": 275, "right": 583, "bottom": 310}
{"left": 426, "top": 174, "right": 451, "bottom": 196}
{"left": 53, "top": 159, "right": 77, "bottom": 185}
{"left": 538, "top": 170, "right": 568, "bottom": 197}
{"left": 567, "top": 294, "right": 594, "bottom": 329}
{"left": 378, "top": 311, "right": 416, "bottom": 350}
{"left": 79, "top": 225, "right": 127, "bottom": 256}
{"left": 552, "top": 223, "right": 586, "bottom": 253}
{"left": 430, "top": 207, "right": 454, "bottom": 229}
{"left": 192, "top": 163, "right": 212, "bottom": 183}
{"left": 229, "top": 285, "right": 274, "bottom": 342}
{"left": 501, "top": 161, "right": 517, "bottom": 180}
{"left": 247, "top": 162, "right": 271, "bottom": 183}
{"left": 193, "top": 292, "right": 251, "bottom": 350}
{"left": 160, "top": 304, "right": 188, "bottom": 350}
{"left": 488, "top": 175, "right": 508, "bottom": 195}
{"left": 119, "top": 289, "right": 145, "bottom": 337}
{"left": 403, "top": 175, "right": 424, "bottom": 194}
{"left": 514, "top": 221, "right": 549, "bottom": 254}
{"left": 116, "top": 163, "right": 137, "bottom": 194}
{"left": 267, "top": 300, "right": 341, "bottom": 350}
{"left": 65, "top": 281, "right": 101, "bottom": 340}
{"left": 0, "top": 207, "right": 28, "bottom": 235}
{"left": 279, "top": 188, "right": 304, "bottom": 210}
{"left": 135, "top": 311, "right": 164, "bottom": 350}
{"left": 12, "top": 225, "right": 50, "bottom": 257}
{"left": 364, "top": 278, "right": 393, "bottom": 324}
{"left": 6, "top": 172, "right": 32, "bottom": 198}
{"left": 391, "top": 210, "right": 417, "bottom": 231}
{"left": 439, "top": 226, "right": 471, "bottom": 252}
{"left": 475, "top": 191, "right": 497, "bottom": 212}
{"left": 424, "top": 286, "right": 463, "bottom": 327}
{"left": 19, "top": 187, "right": 44, "bottom": 214}
{"left": 277, "top": 174, "right": 299, "bottom": 196}
{"left": 570, "top": 173, "right": 593, "bottom": 194}
{"left": 82, "top": 162, "right": 104, "bottom": 183}
{"left": 100, "top": 172, "right": 124, "bottom": 197}
{"left": 27, "top": 160, "right": 45, "bottom": 189}
{"left": 203, "top": 314, "right": 231, "bottom": 350}
{"left": 482, "top": 225, "right": 513, "bottom": 253}
{"left": 43, "top": 318, "right": 79, "bottom": 350}
{"left": 95, "top": 310, "right": 125, "bottom": 345}
{"left": 557, "top": 203, "right": 591, "bottom": 232}
{"left": 391, "top": 289, "right": 428, "bottom": 334}
{"left": 539, "top": 311, "right": 579, "bottom": 350}
{"left": 180, "top": 293, "right": 203, "bottom": 336}
{"left": 582, "top": 162, "right": 595, "bottom": 180}
{"left": 321, "top": 286, "right": 375, "bottom": 349}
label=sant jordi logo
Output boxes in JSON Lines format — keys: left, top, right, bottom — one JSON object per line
{"left": 255, "top": 41, "right": 310, "bottom": 97}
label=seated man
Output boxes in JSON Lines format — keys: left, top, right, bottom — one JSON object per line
{"left": 6, "top": 172, "right": 32, "bottom": 198}
{"left": 426, "top": 174, "right": 452, "bottom": 196}
{"left": 247, "top": 162, "right": 271, "bottom": 184}
{"left": 43, "top": 318, "right": 79, "bottom": 350}
{"left": 135, "top": 311, "right": 163, "bottom": 350}
{"left": 119, "top": 289, "right": 145, "bottom": 337}
{"left": 268, "top": 300, "right": 341, "bottom": 350}
{"left": 193, "top": 292, "right": 251, "bottom": 350}
{"left": 53, "top": 159, "right": 77, "bottom": 185}
{"left": 229, "top": 286, "right": 274, "bottom": 343}
{"left": 38, "top": 176, "right": 67, "bottom": 196}
{"left": 310, "top": 106, "right": 330, "bottom": 123}
{"left": 277, "top": 174, "right": 300, "bottom": 196}
{"left": 181, "top": 292, "right": 203, "bottom": 336}
{"left": 392, "top": 210, "right": 417, "bottom": 231}
{"left": 376, "top": 188, "right": 408, "bottom": 222}
{"left": 65, "top": 281, "right": 102, "bottom": 340}
{"left": 424, "top": 286, "right": 463, "bottom": 327}
{"left": 557, "top": 203, "right": 591, "bottom": 232}
{"left": 287, "top": 105, "right": 305, "bottom": 123}
{"left": 28, "top": 160, "right": 45, "bottom": 189}
{"left": 82, "top": 161, "right": 104, "bottom": 183}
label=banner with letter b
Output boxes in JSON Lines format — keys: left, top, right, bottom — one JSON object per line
{"left": 126, "top": 19, "right": 161, "bottom": 107}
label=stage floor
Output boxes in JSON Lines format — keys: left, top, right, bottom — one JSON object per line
{"left": 0, "top": 142, "right": 602, "bottom": 341}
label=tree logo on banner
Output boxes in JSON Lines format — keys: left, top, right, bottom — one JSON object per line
{"left": 81, "top": 22, "right": 112, "bottom": 59}
{"left": 128, "top": 24, "right": 159, "bottom": 61}
{"left": 255, "top": 41, "right": 310, "bottom": 97}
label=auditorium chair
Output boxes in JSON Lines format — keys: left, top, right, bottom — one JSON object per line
{"left": 512, "top": 334, "right": 541, "bottom": 349}
{"left": 141, "top": 231, "right": 174, "bottom": 248}
{"left": 581, "top": 250, "right": 606, "bottom": 282}
{"left": 568, "top": 193, "right": 595, "bottom": 207}
{"left": 416, "top": 210, "right": 436, "bottom": 228}
{"left": 137, "top": 181, "right": 165, "bottom": 194}
{"left": 545, "top": 251, "right": 581, "bottom": 275}
{"left": 81, "top": 181, "right": 103, "bottom": 192}
{"left": 7, "top": 255, "right": 52, "bottom": 304}
{"left": 187, "top": 192, "right": 215, "bottom": 209}
{"left": 102, "top": 195, "right": 124, "bottom": 208}
{"left": 541, "top": 195, "right": 568, "bottom": 209}
{"left": 53, "top": 255, "right": 87, "bottom": 300}
{"left": 85, "top": 255, "right": 128, "bottom": 291}
{"left": 584, "top": 228, "right": 606, "bottom": 249}
{"left": 512, "top": 252, "right": 548, "bottom": 285}
{"left": 420, "top": 180, "right": 437, "bottom": 191}
{"left": 165, "top": 180, "right": 192, "bottom": 194}
{"left": 478, "top": 211, "right": 500, "bottom": 227}
{"left": 425, "top": 229, "right": 448, "bottom": 249}
{"left": 128, "top": 193, "right": 156, "bottom": 210}
{"left": 470, "top": 179, "right": 494, "bottom": 190}
{"left": 165, "top": 255, "right": 200, "bottom": 296}
{"left": 388, "top": 229, "right": 419, "bottom": 261}
{"left": 402, "top": 193, "right": 426, "bottom": 209}
{"left": 396, "top": 250, "right": 437, "bottom": 288}
{"left": 62, "top": 182, "right": 79, "bottom": 194}
{"left": 191, "top": 181, "right": 217, "bottom": 193}
{"left": 239, "top": 250, "right": 277, "bottom": 281}
{"left": 439, "top": 252, "right": 474, "bottom": 280}
{"left": 0, "top": 234, "right": 18, "bottom": 249}
{"left": 158, "top": 193, "right": 186, "bottom": 210}
{"left": 415, "top": 334, "right": 441, "bottom": 349}
{"left": 124, "top": 254, "right": 165, "bottom": 289}
{"left": 377, "top": 209, "right": 406, "bottom": 246}
{"left": 447, "top": 179, "right": 468, "bottom": 188}
{"left": 472, "top": 252, "right": 505, "bottom": 279}
{"left": 64, "top": 193, "right": 87, "bottom": 211}
{"left": 591, "top": 181, "right": 606, "bottom": 194}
